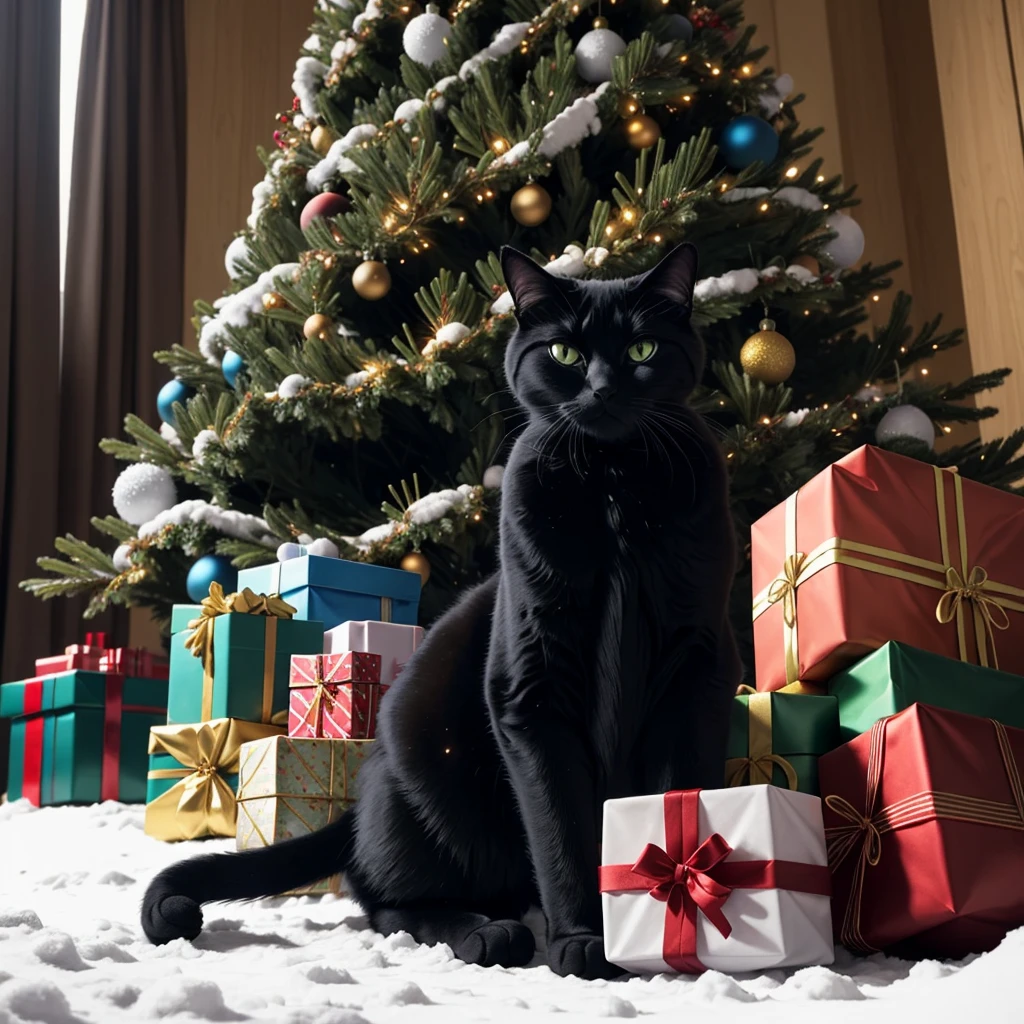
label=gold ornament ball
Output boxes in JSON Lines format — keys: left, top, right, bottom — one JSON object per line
{"left": 739, "top": 318, "right": 796, "bottom": 384}
{"left": 352, "top": 260, "right": 391, "bottom": 300}
{"left": 401, "top": 550, "right": 431, "bottom": 585}
{"left": 592, "top": 15, "right": 608, "bottom": 29}
{"left": 510, "top": 183, "right": 552, "bottom": 227}
{"left": 262, "top": 291, "right": 286, "bottom": 311}
{"left": 303, "top": 313, "right": 332, "bottom": 339}
{"left": 625, "top": 114, "right": 661, "bottom": 150}
{"left": 310, "top": 125, "right": 337, "bottom": 156}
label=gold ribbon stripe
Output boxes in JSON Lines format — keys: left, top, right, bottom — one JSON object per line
{"left": 823, "top": 717, "right": 1024, "bottom": 953}
{"left": 725, "top": 692, "right": 799, "bottom": 791}
{"left": 183, "top": 582, "right": 296, "bottom": 722}
{"left": 752, "top": 466, "right": 1024, "bottom": 683}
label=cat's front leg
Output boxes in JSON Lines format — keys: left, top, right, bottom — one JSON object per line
{"left": 487, "top": 666, "right": 621, "bottom": 980}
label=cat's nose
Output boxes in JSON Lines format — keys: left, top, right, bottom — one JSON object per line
{"left": 592, "top": 383, "right": 617, "bottom": 403}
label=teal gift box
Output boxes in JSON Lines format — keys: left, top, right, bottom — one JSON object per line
{"left": 237, "top": 555, "right": 420, "bottom": 630}
{"left": 168, "top": 588, "right": 323, "bottom": 725}
{"left": 0, "top": 670, "right": 168, "bottom": 806}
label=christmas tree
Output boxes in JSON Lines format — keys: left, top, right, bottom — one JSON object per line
{"left": 27, "top": 0, "right": 1024, "bottom": 665}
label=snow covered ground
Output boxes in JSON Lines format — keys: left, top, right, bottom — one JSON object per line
{"left": 1, "top": 799, "right": 1022, "bottom": 1024}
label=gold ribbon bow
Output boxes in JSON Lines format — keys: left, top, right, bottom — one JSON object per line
{"left": 766, "top": 552, "right": 808, "bottom": 628}
{"left": 725, "top": 692, "right": 800, "bottom": 791}
{"left": 145, "top": 719, "right": 281, "bottom": 841}
{"left": 936, "top": 566, "right": 1011, "bottom": 670}
{"left": 184, "top": 581, "right": 296, "bottom": 722}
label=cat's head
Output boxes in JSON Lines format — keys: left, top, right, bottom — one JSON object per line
{"left": 501, "top": 244, "right": 702, "bottom": 443}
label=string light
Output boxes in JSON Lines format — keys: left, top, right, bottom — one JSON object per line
{"left": 785, "top": 166, "right": 798, "bottom": 179}
{"left": 621, "top": 206, "right": 637, "bottom": 224}
{"left": 759, "top": 201, "right": 769, "bottom": 212}
{"left": 741, "top": 64, "right": 753, "bottom": 76}
{"left": 711, "top": 67, "right": 721, "bottom": 76}
{"left": 681, "top": 94, "right": 692, "bottom": 103}
{"left": 491, "top": 137, "right": 509, "bottom": 154}
{"left": 943, "top": 425, "right": 952, "bottom": 434}
{"left": 816, "top": 174, "right": 825, "bottom": 183}
{"left": 822, "top": 203, "right": 830, "bottom": 210}
{"left": 921, "top": 368, "right": 929, "bottom": 376}
{"left": 651, "top": 233, "right": 663, "bottom": 243}
{"left": 872, "top": 294, "right": 880, "bottom": 302}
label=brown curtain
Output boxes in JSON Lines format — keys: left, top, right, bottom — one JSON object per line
{"left": 0, "top": 0, "right": 62, "bottom": 785}
{"left": 56, "top": 0, "right": 187, "bottom": 647}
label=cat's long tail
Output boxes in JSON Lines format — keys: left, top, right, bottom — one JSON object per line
{"left": 141, "top": 809, "right": 355, "bottom": 944}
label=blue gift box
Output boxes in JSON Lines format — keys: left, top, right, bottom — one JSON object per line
{"left": 237, "top": 555, "right": 420, "bottom": 630}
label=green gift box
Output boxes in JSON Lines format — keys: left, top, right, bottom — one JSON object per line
{"left": 235, "top": 734, "right": 372, "bottom": 895}
{"left": 168, "top": 585, "right": 324, "bottom": 725}
{"left": 1, "top": 671, "right": 167, "bottom": 806}
{"left": 829, "top": 640, "right": 1024, "bottom": 741}
{"left": 724, "top": 690, "right": 840, "bottom": 796}
{"left": 145, "top": 717, "right": 284, "bottom": 841}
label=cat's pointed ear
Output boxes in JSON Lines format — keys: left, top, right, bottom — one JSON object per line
{"left": 501, "top": 247, "right": 562, "bottom": 317}
{"left": 640, "top": 243, "right": 699, "bottom": 309}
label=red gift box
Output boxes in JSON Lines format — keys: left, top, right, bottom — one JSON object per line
{"left": 35, "top": 631, "right": 108, "bottom": 675}
{"left": 751, "top": 445, "right": 1024, "bottom": 692}
{"left": 288, "top": 652, "right": 385, "bottom": 739}
{"left": 99, "top": 647, "right": 169, "bottom": 679}
{"left": 819, "top": 703, "right": 1024, "bottom": 958}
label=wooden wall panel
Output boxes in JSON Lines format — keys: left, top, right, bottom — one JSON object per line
{"left": 181, "top": 0, "right": 312, "bottom": 339}
{"left": 929, "top": 0, "right": 1024, "bottom": 442}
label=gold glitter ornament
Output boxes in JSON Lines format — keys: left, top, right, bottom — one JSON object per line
{"left": 739, "top": 318, "right": 796, "bottom": 384}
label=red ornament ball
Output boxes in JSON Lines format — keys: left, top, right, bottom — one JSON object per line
{"left": 690, "top": 6, "right": 723, "bottom": 30}
{"left": 299, "top": 191, "right": 350, "bottom": 232}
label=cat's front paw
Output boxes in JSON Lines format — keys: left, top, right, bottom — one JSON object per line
{"left": 548, "top": 932, "right": 624, "bottom": 979}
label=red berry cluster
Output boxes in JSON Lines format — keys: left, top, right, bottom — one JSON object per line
{"left": 690, "top": 6, "right": 723, "bottom": 30}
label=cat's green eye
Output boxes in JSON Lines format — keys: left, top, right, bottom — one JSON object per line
{"left": 550, "top": 343, "right": 582, "bottom": 366}
{"left": 628, "top": 340, "right": 658, "bottom": 363}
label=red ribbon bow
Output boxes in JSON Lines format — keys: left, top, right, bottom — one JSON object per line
{"left": 631, "top": 833, "right": 735, "bottom": 940}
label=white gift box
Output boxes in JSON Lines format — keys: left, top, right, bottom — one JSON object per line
{"left": 601, "top": 786, "right": 834, "bottom": 974}
{"left": 323, "top": 620, "right": 424, "bottom": 685}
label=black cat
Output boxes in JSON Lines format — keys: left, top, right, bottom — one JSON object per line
{"left": 141, "top": 243, "right": 741, "bottom": 980}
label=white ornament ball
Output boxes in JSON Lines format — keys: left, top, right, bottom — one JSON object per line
{"left": 403, "top": 8, "right": 452, "bottom": 67}
{"left": 875, "top": 405, "right": 935, "bottom": 449}
{"left": 224, "top": 235, "right": 250, "bottom": 280}
{"left": 574, "top": 28, "right": 627, "bottom": 84}
{"left": 278, "top": 373, "right": 312, "bottom": 399}
{"left": 822, "top": 212, "right": 865, "bottom": 269}
{"left": 393, "top": 98, "right": 426, "bottom": 125}
{"left": 112, "top": 544, "right": 133, "bottom": 572}
{"left": 297, "top": 533, "right": 314, "bottom": 545}
{"left": 483, "top": 464, "right": 505, "bottom": 489}
{"left": 112, "top": 463, "right": 178, "bottom": 526}
{"left": 307, "top": 537, "right": 340, "bottom": 558}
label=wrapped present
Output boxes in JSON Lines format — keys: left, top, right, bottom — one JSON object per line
{"left": 323, "top": 620, "right": 423, "bottom": 685}
{"left": 99, "top": 647, "right": 168, "bottom": 679}
{"left": 1, "top": 670, "right": 167, "bottom": 806}
{"left": 236, "top": 734, "right": 372, "bottom": 894}
{"left": 820, "top": 703, "right": 1024, "bottom": 957}
{"left": 237, "top": 554, "right": 420, "bottom": 631}
{"left": 830, "top": 641, "right": 1024, "bottom": 741}
{"left": 288, "top": 652, "right": 385, "bottom": 739}
{"left": 725, "top": 689, "right": 840, "bottom": 795}
{"left": 168, "top": 583, "right": 323, "bottom": 725}
{"left": 752, "top": 445, "right": 1024, "bottom": 692}
{"left": 600, "top": 787, "right": 833, "bottom": 974}
{"left": 34, "top": 631, "right": 108, "bottom": 675}
{"left": 145, "top": 718, "right": 283, "bottom": 841}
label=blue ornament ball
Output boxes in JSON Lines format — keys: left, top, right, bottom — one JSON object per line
{"left": 222, "top": 350, "right": 245, "bottom": 387}
{"left": 186, "top": 554, "right": 238, "bottom": 603}
{"left": 719, "top": 115, "right": 780, "bottom": 169}
{"left": 664, "top": 14, "right": 693, "bottom": 43}
{"left": 157, "top": 378, "right": 193, "bottom": 426}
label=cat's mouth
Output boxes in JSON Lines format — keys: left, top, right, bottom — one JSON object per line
{"left": 567, "top": 402, "right": 634, "bottom": 440}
